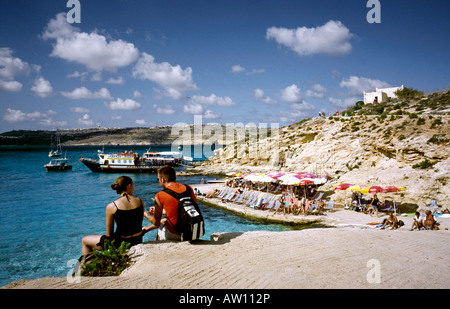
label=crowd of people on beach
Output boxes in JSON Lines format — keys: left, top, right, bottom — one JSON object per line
{"left": 344, "top": 191, "right": 442, "bottom": 230}
{"left": 204, "top": 177, "right": 330, "bottom": 216}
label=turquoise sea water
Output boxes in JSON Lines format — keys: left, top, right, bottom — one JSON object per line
{"left": 0, "top": 145, "right": 290, "bottom": 287}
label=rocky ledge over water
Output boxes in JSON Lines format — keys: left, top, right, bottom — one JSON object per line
{"left": 190, "top": 90, "right": 450, "bottom": 209}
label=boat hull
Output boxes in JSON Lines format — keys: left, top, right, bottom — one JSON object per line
{"left": 80, "top": 159, "right": 178, "bottom": 173}
{"left": 45, "top": 165, "right": 72, "bottom": 172}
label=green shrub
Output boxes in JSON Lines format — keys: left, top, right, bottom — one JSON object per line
{"left": 395, "top": 87, "right": 424, "bottom": 99}
{"left": 431, "top": 118, "right": 443, "bottom": 129}
{"left": 81, "top": 240, "right": 131, "bottom": 277}
{"left": 416, "top": 118, "right": 425, "bottom": 125}
{"left": 427, "top": 134, "right": 448, "bottom": 144}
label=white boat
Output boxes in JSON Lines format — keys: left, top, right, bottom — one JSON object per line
{"left": 80, "top": 149, "right": 193, "bottom": 173}
{"left": 44, "top": 158, "right": 72, "bottom": 172}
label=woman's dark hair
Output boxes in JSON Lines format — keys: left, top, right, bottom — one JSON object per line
{"left": 111, "top": 176, "right": 133, "bottom": 194}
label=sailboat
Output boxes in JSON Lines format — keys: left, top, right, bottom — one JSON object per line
{"left": 48, "top": 132, "right": 62, "bottom": 157}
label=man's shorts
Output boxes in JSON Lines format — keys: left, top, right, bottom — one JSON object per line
{"left": 157, "top": 222, "right": 181, "bottom": 241}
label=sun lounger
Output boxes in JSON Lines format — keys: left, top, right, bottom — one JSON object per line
{"left": 222, "top": 189, "right": 237, "bottom": 202}
{"left": 314, "top": 192, "right": 324, "bottom": 201}
{"left": 245, "top": 191, "right": 259, "bottom": 206}
{"left": 308, "top": 203, "right": 318, "bottom": 214}
{"left": 263, "top": 196, "right": 277, "bottom": 211}
{"left": 324, "top": 200, "right": 335, "bottom": 211}
{"left": 217, "top": 187, "right": 231, "bottom": 198}
{"left": 250, "top": 193, "right": 271, "bottom": 209}
{"left": 235, "top": 189, "right": 249, "bottom": 203}
{"left": 271, "top": 200, "right": 281, "bottom": 212}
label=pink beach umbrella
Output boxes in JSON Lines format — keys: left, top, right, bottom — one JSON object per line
{"left": 303, "top": 173, "right": 316, "bottom": 179}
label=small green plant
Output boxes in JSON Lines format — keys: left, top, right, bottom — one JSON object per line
{"left": 430, "top": 118, "right": 443, "bottom": 129}
{"left": 81, "top": 240, "right": 131, "bottom": 277}
{"left": 412, "top": 159, "right": 435, "bottom": 169}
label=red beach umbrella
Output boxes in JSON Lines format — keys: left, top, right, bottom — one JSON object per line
{"left": 383, "top": 186, "right": 406, "bottom": 192}
{"left": 361, "top": 186, "right": 384, "bottom": 194}
{"left": 299, "top": 179, "right": 314, "bottom": 186}
{"left": 334, "top": 183, "right": 352, "bottom": 190}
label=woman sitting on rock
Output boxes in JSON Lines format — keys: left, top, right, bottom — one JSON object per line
{"left": 81, "top": 176, "right": 148, "bottom": 255}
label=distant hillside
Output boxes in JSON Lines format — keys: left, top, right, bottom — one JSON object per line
{"left": 192, "top": 90, "right": 450, "bottom": 208}
{"left": 0, "top": 125, "right": 227, "bottom": 146}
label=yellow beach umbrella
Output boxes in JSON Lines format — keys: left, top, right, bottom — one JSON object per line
{"left": 346, "top": 184, "right": 365, "bottom": 192}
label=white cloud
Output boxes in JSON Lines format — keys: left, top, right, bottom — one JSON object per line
{"left": 31, "top": 77, "right": 53, "bottom": 98}
{"left": 306, "top": 83, "right": 328, "bottom": 98}
{"left": 328, "top": 96, "right": 361, "bottom": 108}
{"left": 0, "top": 47, "right": 35, "bottom": 79}
{"left": 190, "top": 94, "right": 236, "bottom": 106}
{"left": 78, "top": 114, "right": 94, "bottom": 127}
{"left": 3, "top": 108, "right": 65, "bottom": 126}
{"left": 105, "top": 98, "right": 141, "bottom": 110}
{"left": 106, "top": 76, "right": 125, "bottom": 85}
{"left": 70, "top": 107, "right": 90, "bottom": 113}
{"left": 339, "top": 76, "right": 391, "bottom": 95}
{"left": 231, "top": 65, "right": 265, "bottom": 75}
{"left": 183, "top": 103, "right": 203, "bottom": 114}
{"left": 266, "top": 20, "right": 353, "bottom": 56}
{"left": 43, "top": 13, "right": 139, "bottom": 72}
{"left": 133, "top": 90, "right": 142, "bottom": 98}
{"left": 281, "top": 84, "right": 302, "bottom": 103}
{"left": 290, "top": 100, "right": 315, "bottom": 111}
{"left": 231, "top": 65, "right": 246, "bottom": 73}
{"left": 135, "top": 119, "right": 149, "bottom": 126}
{"left": 67, "top": 70, "right": 88, "bottom": 79}
{"left": 279, "top": 110, "right": 309, "bottom": 124}
{"left": 0, "top": 47, "right": 40, "bottom": 92}
{"left": 61, "top": 87, "right": 113, "bottom": 100}
{"left": 203, "top": 110, "right": 221, "bottom": 119}
{"left": 254, "top": 88, "right": 277, "bottom": 105}
{"left": 0, "top": 80, "right": 22, "bottom": 92}
{"left": 133, "top": 52, "right": 198, "bottom": 99}
{"left": 155, "top": 104, "right": 176, "bottom": 115}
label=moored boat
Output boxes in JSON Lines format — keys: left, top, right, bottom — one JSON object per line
{"left": 80, "top": 149, "right": 193, "bottom": 173}
{"left": 44, "top": 158, "right": 72, "bottom": 172}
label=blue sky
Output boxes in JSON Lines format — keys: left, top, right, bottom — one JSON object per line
{"left": 0, "top": 0, "right": 449, "bottom": 133}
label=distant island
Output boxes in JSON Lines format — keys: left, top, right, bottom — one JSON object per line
{"left": 0, "top": 125, "right": 226, "bottom": 146}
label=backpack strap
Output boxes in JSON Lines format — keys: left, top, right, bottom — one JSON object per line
{"left": 163, "top": 185, "right": 191, "bottom": 200}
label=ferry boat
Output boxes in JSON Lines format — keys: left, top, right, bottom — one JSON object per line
{"left": 80, "top": 150, "right": 193, "bottom": 173}
{"left": 44, "top": 158, "right": 72, "bottom": 172}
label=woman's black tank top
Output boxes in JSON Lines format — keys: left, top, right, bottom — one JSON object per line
{"left": 113, "top": 201, "right": 143, "bottom": 237}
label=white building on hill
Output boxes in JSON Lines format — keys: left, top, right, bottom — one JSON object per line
{"left": 364, "top": 85, "right": 404, "bottom": 104}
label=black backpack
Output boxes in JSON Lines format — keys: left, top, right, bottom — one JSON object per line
{"left": 163, "top": 185, "right": 205, "bottom": 241}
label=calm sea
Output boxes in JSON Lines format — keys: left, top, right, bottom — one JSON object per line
{"left": 0, "top": 145, "right": 290, "bottom": 287}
